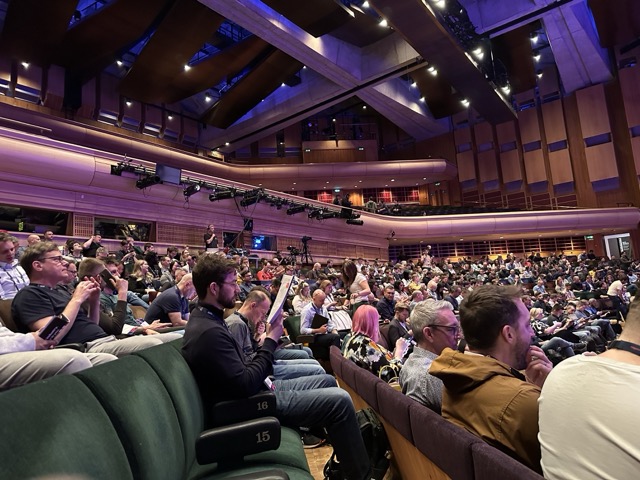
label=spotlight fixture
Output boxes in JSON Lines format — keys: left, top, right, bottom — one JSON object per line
{"left": 136, "top": 175, "right": 161, "bottom": 190}
{"left": 21, "top": 61, "right": 29, "bottom": 69}
{"left": 184, "top": 64, "right": 191, "bottom": 71}
{"left": 116, "top": 59, "right": 124, "bottom": 67}
{"left": 125, "top": 99, "right": 132, "bottom": 107}
{"left": 536, "top": 70, "right": 543, "bottom": 79}
{"left": 427, "top": 66, "right": 437, "bottom": 76}
{"left": 461, "top": 98, "right": 470, "bottom": 108}
{"left": 500, "top": 84, "right": 511, "bottom": 95}
{"left": 533, "top": 52, "right": 541, "bottom": 62}
{"left": 346, "top": 218, "right": 364, "bottom": 226}
{"left": 240, "top": 189, "right": 263, "bottom": 207}
{"left": 183, "top": 183, "right": 201, "bottom": 198}
{"left": 205, "top": 94, "right": 211, "bottom": 102}
{"left": 209, "top": 190, "right": 235, "bottom": 201}
{"left": 286, "top": 205, "right": 306, "bottom": 215}
{"left": 363, "top": 1, "right": 370, "bottom": 7}
{"left": 319, "top": 210, "right": 340, "bottom": 220}
{"left": 379, "top": 18, "right": 388, "bottom": 28}
{"left": 308, "top": 208, "right": 323, "bottom": 219}
{"left": 472, "top": 47, "right": 484, "bottom": 60}
{"left": 530, "top": 33, "right": 539, "bottom": 44}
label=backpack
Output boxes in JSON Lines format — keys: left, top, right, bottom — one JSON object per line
{"left": 323, "top": 408, "right": 390, "bottom": 480}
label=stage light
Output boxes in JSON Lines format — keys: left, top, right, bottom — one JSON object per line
{"left": 286, "top": 205, "right": 306, "bottom": 215}
{"left": 136, "top": 175, "right": 161, "bottom": 189}
{"left": 240, "top": 188, "right": 263, "bottom": 207}
{"left": 346, "top": 219, "right": 364, "bottom": 226}
{"left": 183, "top": 184, "right": 201, "bottom": 198}
{"left": 308, "top": 209, "right": 323, "bottom": 219}
{"left": 209, "top": 190, "right": 235, "bottom": 201}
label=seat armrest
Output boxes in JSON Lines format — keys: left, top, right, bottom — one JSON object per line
{"left": 224, "top": 469, "right": 290, "bottom": 480}
{"left": 295, "top": 334, "right": 315, "bottom": 345}
{"left": 196, "top": 416, "right": 281, "bottom": 465}
{"left": 211, "top": 392, "right": 277, "bottom": 426}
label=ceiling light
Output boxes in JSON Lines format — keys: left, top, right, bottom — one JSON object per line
{"left": 419, "top": 96, "right": 425, "bottom": 103}
{"left": 116, "top": 60, "right": 123, "bottom": 67}
{"left": 379, "top": 19, "right": 388, "bottom": 28}
{"left": 533, "top": 53, "right": 541, "bottom": 62}
{"left": 184, "top": 64, "right": 191, "bottom": 71}
{"left": 167, "top": 114, "right": 173, "bottom": 120}
{"left": 363, "top": 1, "right": 370, "bottom": 7}
{"left": 225, "top": 142, "right": 230, "bottom": 146}
{"left": 411, "top": 81, "right": 417, "bottom": 88}
{"left": 21, "top": 61, "right": 29, "bottom": 68}
{"left": 326, "top": 181, "right": 330, "bottom": 184}
{"left": 530, "top": 34, "right": 539, "bottom": 45}
{"left": 501, "top": 85, "right": 511, "bottom": 94}
{"left": 281, "top": 83, "right": 286, "bottom": 87}
{"left": 205, "top": 94, "right": 211, "bottom": 102}
{"left": 362, "top": 105, "right": 367, "bottom": 110}
{"left": 472, "top": 47, "right": 484, "bottom": 60}
{"left": 461, "top": 98, "right": 470, "bottom": 108}
{"left": 434, "top": 0, "right": 446, "bottom": 9}
{"left": 125, "top": 100, "right": 132, "bottom": 107}
{"left": 427, "top": 66, "right": 437, "bottom": 76}
{"left": 359, "top": 180, "right": 362, "bottom": 183}
{"left": 332, "top": 118, "right": 336, "bottom": 122}
{"left": 536, "top": 70, "right": 543, "bottom": 79}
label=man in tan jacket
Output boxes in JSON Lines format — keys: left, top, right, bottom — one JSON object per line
{"left": 430, "top": 285, "right": 553, "bottom": 473}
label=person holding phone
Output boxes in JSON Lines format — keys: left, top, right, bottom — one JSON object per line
{"left": 0, "top": 324, "right": 116, "bottom": 390}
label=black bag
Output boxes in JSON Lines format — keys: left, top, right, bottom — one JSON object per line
{"left": 323, "top": 408, "right": 390, "bottom": 480}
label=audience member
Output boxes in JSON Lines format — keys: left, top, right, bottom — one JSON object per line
{"left": 300, "top": 289, "right": 340, "bottom": 360}
{"left": 182, "top": 255, "right": 371, "bottom": 480}
{"left": 399, "top": 300, "right": 459, "bottom": 412}
{"left": 0, "top": 233, "right": 30, "bottom": 299}
{"left": 430, "top": 285, "right": 553, "bottom": 473}
{"left": 144, "top": 273, "right": 194, "bottom": 326}
{"left": 539, "top": 297, "right": 640, "bottom": 479}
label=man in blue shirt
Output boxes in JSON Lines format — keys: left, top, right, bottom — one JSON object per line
{"left": 300, "top": 289, "right": 340, "bottom": 361}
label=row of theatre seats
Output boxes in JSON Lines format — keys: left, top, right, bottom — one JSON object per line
{"left": 329, "top": 346, "right": 544, "bottom": 480}
{"left": 0, "top": 340, "right": 314, "bottom": 480}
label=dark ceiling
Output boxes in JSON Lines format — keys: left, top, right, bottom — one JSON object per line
{"left": 0, "top": 0, "right": 637, "bottom": 150}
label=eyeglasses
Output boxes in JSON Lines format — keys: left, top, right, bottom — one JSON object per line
{"left": 38, "top": 255, "right": 63, "bottom": 263}
{"left": 218, "top": 281, "right": 239, "bottom": 288}
{"left": 430, "top": 324, "right": 460, "bottom": 335}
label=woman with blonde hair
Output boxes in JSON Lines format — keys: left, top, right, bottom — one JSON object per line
{"left": 292, "top": 282, "right": 312, "bottom": 314}
{"left": 128, "top": 259, "right": 155, "bottom": 300}
{"left": 342, "top": 305, "right": 406, "bottom": 377}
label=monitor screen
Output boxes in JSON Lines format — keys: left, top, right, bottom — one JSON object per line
{"left": 155, "top": 164, "right": 182, "bottom": 185}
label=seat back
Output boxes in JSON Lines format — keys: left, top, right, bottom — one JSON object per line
{"left": 0, "top": 299, "right": 17, "bottom": 331}
{"left": 133, "top": 340, "right": 205, "bottom": 471}
{"left": 378, "top": 323, "right": 390, "bottom": 350}
{"left": 0, "top": 375, "right": 133, "bottom": 479}
{"left": 283, "top": 315, "right": 302, "bottom": 340}
{"left": 76, "top": 355, "right": 186, "bottom": 480}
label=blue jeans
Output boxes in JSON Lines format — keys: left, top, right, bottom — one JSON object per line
{"left": 273, "top": 360, "right": 325, "bottom": 380}
{"left": 542, "top": 337, "right": 575, "bottom": 357}
{"left": 274, "top": 375, "right": 371, "bottom": 480}
{"left": 274, "top": 346, "right": 314, "bottom": 360}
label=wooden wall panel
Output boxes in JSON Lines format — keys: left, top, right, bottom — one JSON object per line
{"left": 548, "top": 149, "right": 574, "bottom": 184}
{"left": 541, "top": 100, "right": 567, "bottom": 143}
{"left": 473, "top": 122, "right": 493, "bottom": 146}
{"left": 518, "top": 107, "right": 541, "bottom": 144}
{"left": 477, "top": 150, "right": 498, "bottom": 182}
{"left": 618, "top": 65, "right": 640, "bottom": 128}
{"left": 584, "top": 143, "right": 619, "bottom": 181}
{"left": 500, "top": 149, "right": 522, "bottom": 183}
{"left": 456, "top": 150, "right": 476, "bottom": 182}
{"left": 523, "top": 149, "right": 546, "bottom": 183}
{"left": 632, "top": 136, "right": 640, "bottom": 175}
{"left": 576, "top": 84, "right": 611, "bottom": 138}
{"left": 496, "top": 121, "right": 517, "bottom": 144}
{"left": 454, "top": 127, "right": 471, "bottom": 146}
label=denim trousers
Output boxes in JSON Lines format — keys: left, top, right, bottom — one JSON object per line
{"left": 273, "top": 346, "right": 314, "bottom": 360}
{"left": 274, "top": 375, "right": 371, "bottom": 480}
{"left": 273, "top": 359, "right": 325, "bottom": 379}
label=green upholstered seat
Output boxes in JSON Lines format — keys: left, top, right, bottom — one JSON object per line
{"left": 0, "top": 375, "right": 134, "bottom": 479}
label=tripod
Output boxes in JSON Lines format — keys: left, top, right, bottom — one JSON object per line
{"left": 300, "top": 241, "right": 314, "bottom": 265}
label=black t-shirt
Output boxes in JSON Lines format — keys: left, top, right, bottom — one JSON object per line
{"left": 12, "top": 284, "right": 108, "bottom": 344}
{"left": 143, "top": 286, "right": 187, "bottom": 324}
{"left": 83, "top": 241, "right": 102, "bottom": 258}
{"left": 204, "top": 233, "right": 218, "bottom": 249}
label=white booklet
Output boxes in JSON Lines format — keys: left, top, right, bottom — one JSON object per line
{"left": 266, "top": 275, "right": 295, "bottom": 324}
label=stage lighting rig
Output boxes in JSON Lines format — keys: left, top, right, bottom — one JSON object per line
{"left": 346, "top": 218, "right": 364, "bottom": 226}
{"left": 136, "top": 175, "right": 162, "bottom": 189}
{"left": 240, "top": 188, "right": 264, "bottom": 207}
{"left": 209, "top": 189, "right": 236, "bottom": 201}
{"left": 183, "top": 183, "right": 201, "bottom": 198}
{"left": 286, "top": 205, "right": 306, "bottom": 215}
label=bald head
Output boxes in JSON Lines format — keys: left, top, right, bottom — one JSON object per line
{"left": 312, "top": 289, "right": 326, "bottom": 306}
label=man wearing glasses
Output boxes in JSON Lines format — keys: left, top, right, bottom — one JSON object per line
{"left": 399, "top": 300, "right": 460, "bottom": 413}
{"left": 12, "top": 242, "right": 163, "bottom": 356}
{"left": 183, "top": 255, "right": 371, "bottom": 480}
{"left": 430, "top": 285, "right": 553, "bottom": 474}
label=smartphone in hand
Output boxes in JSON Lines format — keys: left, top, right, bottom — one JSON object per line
{"left": 39, "top": 314, "right": 69, "bottom": 340}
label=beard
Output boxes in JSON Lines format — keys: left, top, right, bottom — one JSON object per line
{"left": 218, "top": 289, "right": 237, "bottom": 309}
